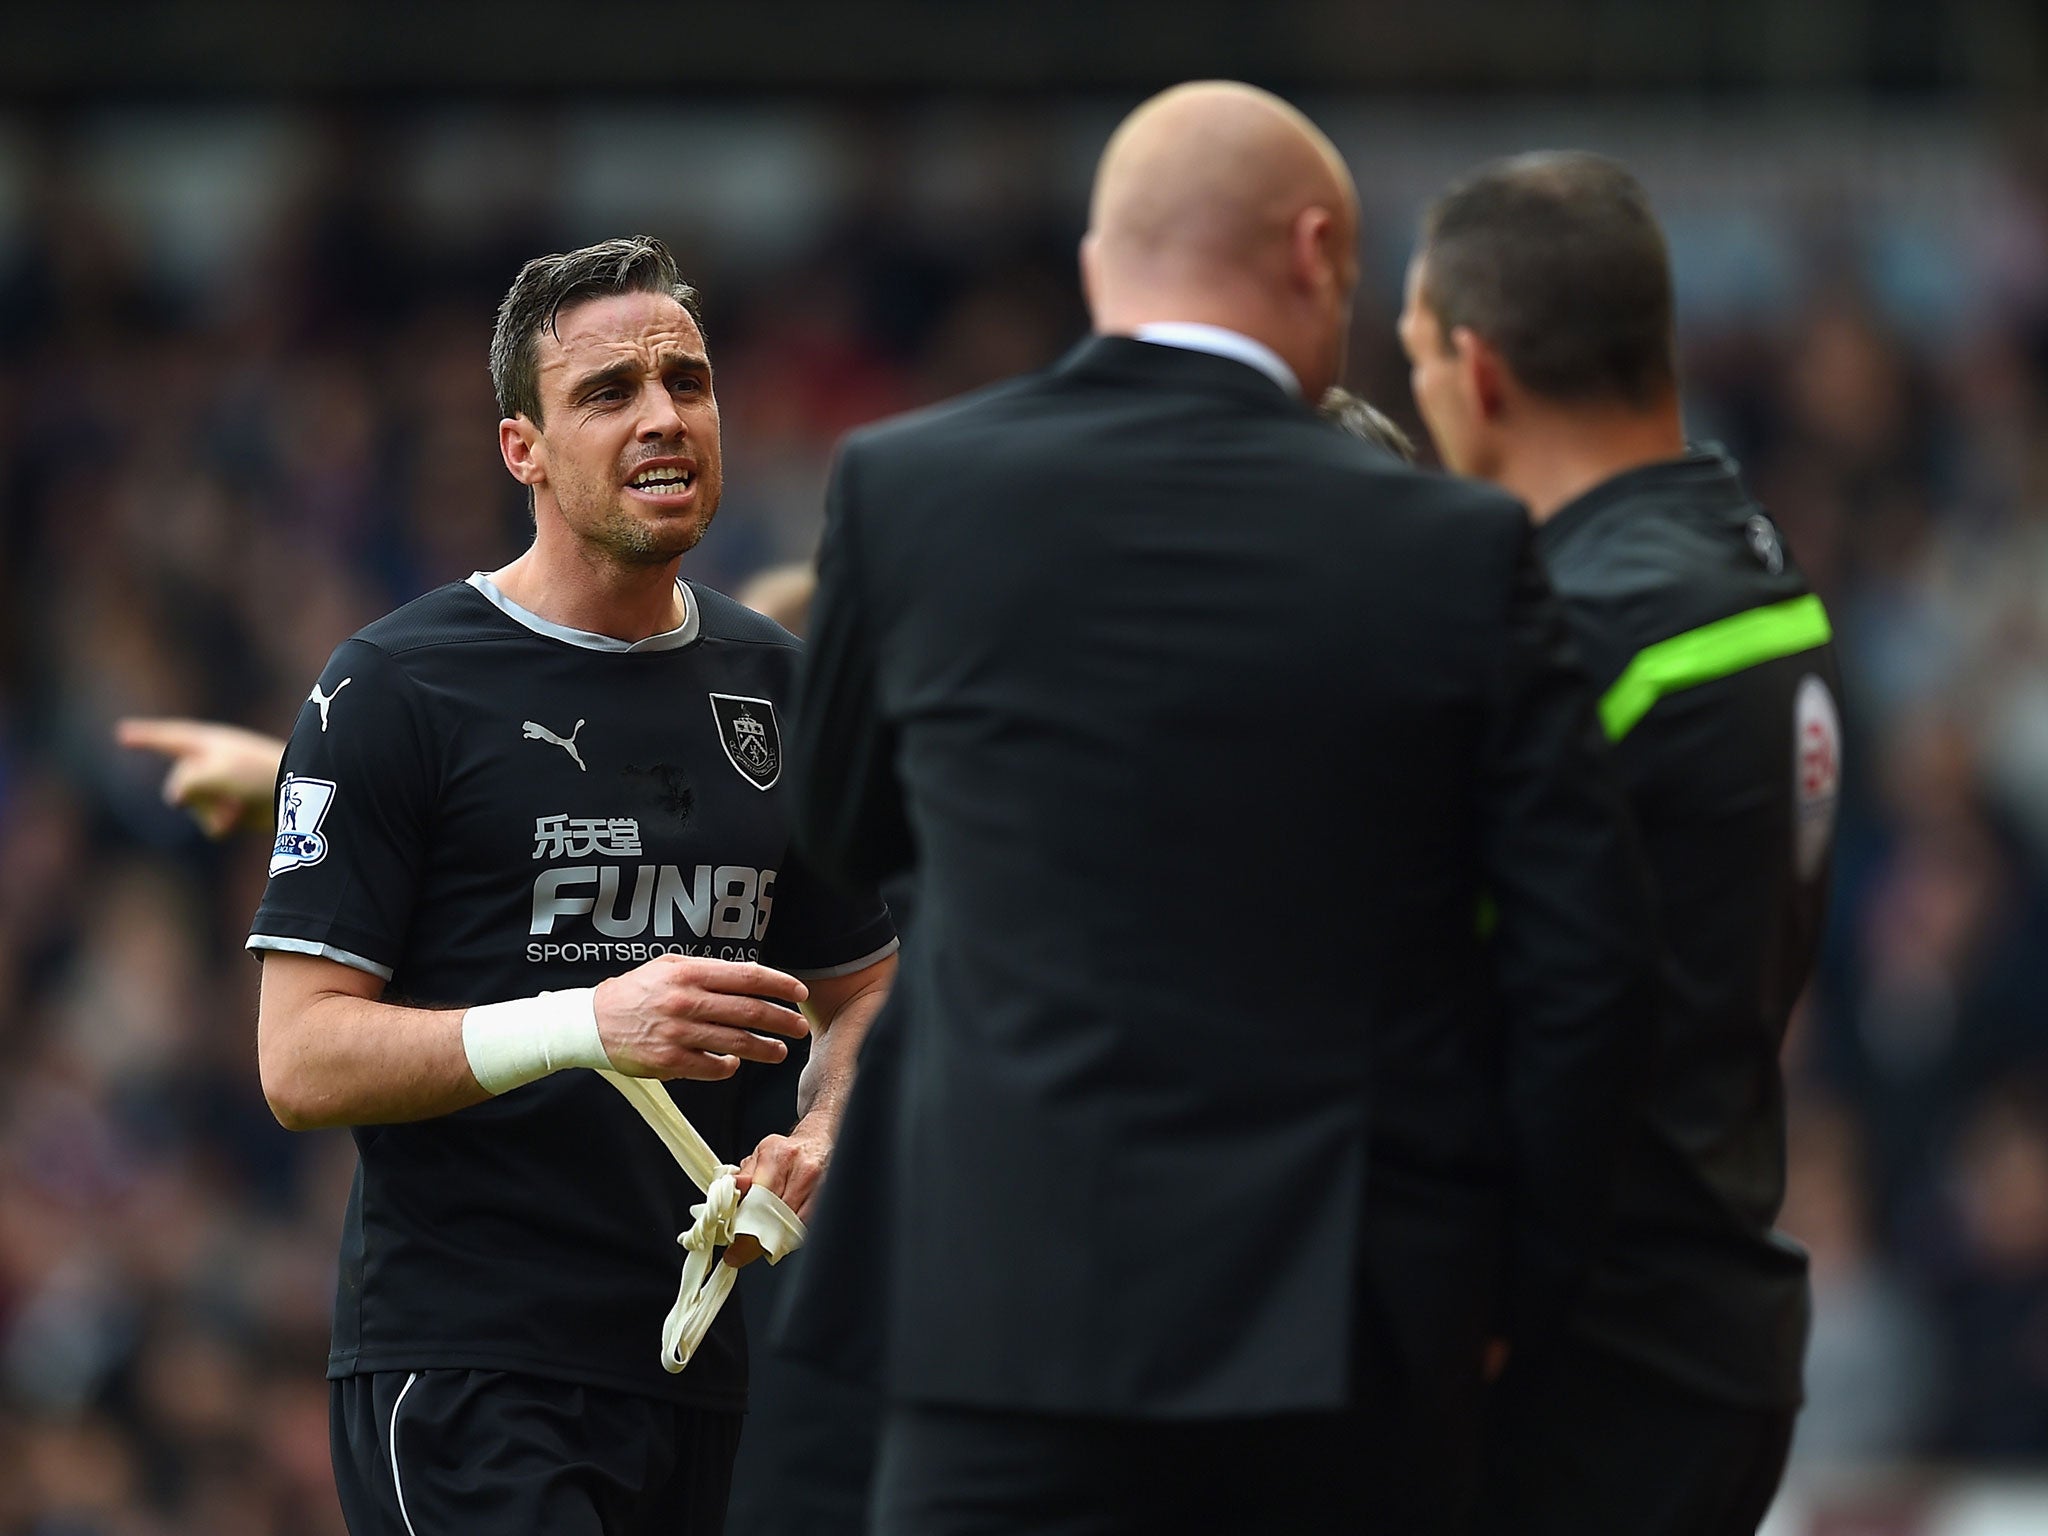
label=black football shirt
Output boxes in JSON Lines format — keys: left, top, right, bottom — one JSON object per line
{"left": 247, "top": 573, "right": 897, "bottom": 1408}
{"left": 1537, "top": 448, "right": 1840, "bottom": 1409}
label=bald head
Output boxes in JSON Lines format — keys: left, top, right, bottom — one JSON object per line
{"left": 1090, "top": 83, "right": 1352, "bottom": 270}
{"left": 1084, "top": 82, "right": 1359, "bottom": 399}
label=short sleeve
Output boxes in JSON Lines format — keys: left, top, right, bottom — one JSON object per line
{"left": 758, "top": 838, "right": 898, "bottom": 981}
{"left": 246, "top": 639, "right": 438, "bottom": 981}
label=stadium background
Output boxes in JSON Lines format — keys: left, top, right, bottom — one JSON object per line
{"left": 1, "top": 2, "right": 2046, "bottom": 1530}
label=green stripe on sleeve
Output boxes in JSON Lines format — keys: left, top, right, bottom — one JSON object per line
{"left": 1598, "top": 593, "right": 1832, "bottom": 743}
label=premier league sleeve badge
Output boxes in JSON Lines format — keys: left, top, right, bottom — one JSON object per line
{"left": 270, "top": 774, "right": 339, "bottom": 875}
{"left": 708, "top": 694, "right": 782, "bottom": 790}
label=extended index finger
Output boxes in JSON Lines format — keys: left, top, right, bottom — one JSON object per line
{"left": 115, "top": 718, "right": 213, "bottom": 758}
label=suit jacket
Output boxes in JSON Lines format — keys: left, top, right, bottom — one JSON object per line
{"left": 786, "top": 336, "right": 1656, "bottom": 1418}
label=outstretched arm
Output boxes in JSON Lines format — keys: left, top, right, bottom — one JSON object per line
{"left": 116, "top": 718, "right": 286, "bottom": 838}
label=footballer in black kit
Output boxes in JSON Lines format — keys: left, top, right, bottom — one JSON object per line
{"left": 248, "top": 572, "right": 895, "bottom": 1534}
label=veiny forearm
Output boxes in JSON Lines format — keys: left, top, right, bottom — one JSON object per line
{"left": 727, "top": 971, "right": 892, "bottom": 1242}
{"left": 794, "top": 983, "right": 888, "bottom": 1127}
{"left": 259, "top": 950, "right": 814, "bottom": 1134}
{"left": 260, "top": 990, "right": 485, "bottom": 1130}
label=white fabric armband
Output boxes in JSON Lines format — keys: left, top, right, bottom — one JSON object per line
{"left": 600, "top": 1069, "right": 807, "bottom": 1372}
{"left": 461, "top": 988, "right": 611, "bottom": 1095}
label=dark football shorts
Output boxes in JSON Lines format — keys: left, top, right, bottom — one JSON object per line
{"left": 331, "top": 1368, "right": 742, "bottom": 1536}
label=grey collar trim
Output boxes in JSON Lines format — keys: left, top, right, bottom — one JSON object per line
{"left": 467, "top": 571, "right": 701, "bottom": 653}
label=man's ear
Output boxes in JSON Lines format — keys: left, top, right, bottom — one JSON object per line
{"left": 500, "top": 416, "right": 546, "bottom": 488}
{"left": 1290, "top": 205, "right": 1339, "bottom": 297}
{"left": 1451, "top": 327, "right": 1509, "bottom": 422}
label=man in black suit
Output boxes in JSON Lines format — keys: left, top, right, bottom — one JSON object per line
{"left": 1399, "top": 152, "right": 1841, "bottom": 1536}
{"left": 788, "top": 82, "right": 1657, "bottom": 1535}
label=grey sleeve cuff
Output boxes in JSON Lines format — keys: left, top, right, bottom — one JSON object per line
{"left": 787, "top": 936, "right": 900, "bottom": 981}
{"left": 246, "top": 934, "right": 396, "bottom": 982}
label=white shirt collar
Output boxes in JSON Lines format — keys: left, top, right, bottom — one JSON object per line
{"left": 467, "top": 571, "right": 700, "bottom": 652}
{"left": 1128, "top": 322, "right": 1301, "bottom": 398}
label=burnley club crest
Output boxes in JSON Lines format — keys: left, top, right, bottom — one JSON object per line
{"left": 708, "top": 694, "right": 782, "bottom": 790}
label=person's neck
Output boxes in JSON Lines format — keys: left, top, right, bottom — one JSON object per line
{"left": 1493, "top": 398, "right": 1687, "bottom": 524}
{"left": 490, "top": 524, "right": 686, "bottom": 643}
{"left": 1092, "top": 286, "right": 1309, "bottom": 393}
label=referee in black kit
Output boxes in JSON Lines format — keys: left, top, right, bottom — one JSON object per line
{"left": 1399, "top": 154, "right": 1842, "bottom": 1534}
{"left": 245, "top": 238, "right": 896, "bottom": 1536}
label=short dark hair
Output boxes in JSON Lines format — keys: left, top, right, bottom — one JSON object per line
{"left": 489, "top": 235, "right": 704, "bottom": 424}
{"left": 1318, "top": 386, "right": 1417, "bottom": 463}
{"left": 1418, "top": 152, "right": 1674, "bottom": 406}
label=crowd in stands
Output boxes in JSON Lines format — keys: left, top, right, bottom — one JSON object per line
{"left": 0, "top": 103, "right": 2044, "bottom": 1530}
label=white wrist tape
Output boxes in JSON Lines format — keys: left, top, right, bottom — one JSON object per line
{"left": 461, "top": 988, "right": 610, "bottom": 1095}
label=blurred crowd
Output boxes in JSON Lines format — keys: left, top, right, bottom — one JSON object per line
{"left": 0, "top": 101, "right": 2044, "bottom": 1531}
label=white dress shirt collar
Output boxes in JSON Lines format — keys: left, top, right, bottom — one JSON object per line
{"left": 1128, "top": 322, "right": 1301, "bottom": 398}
